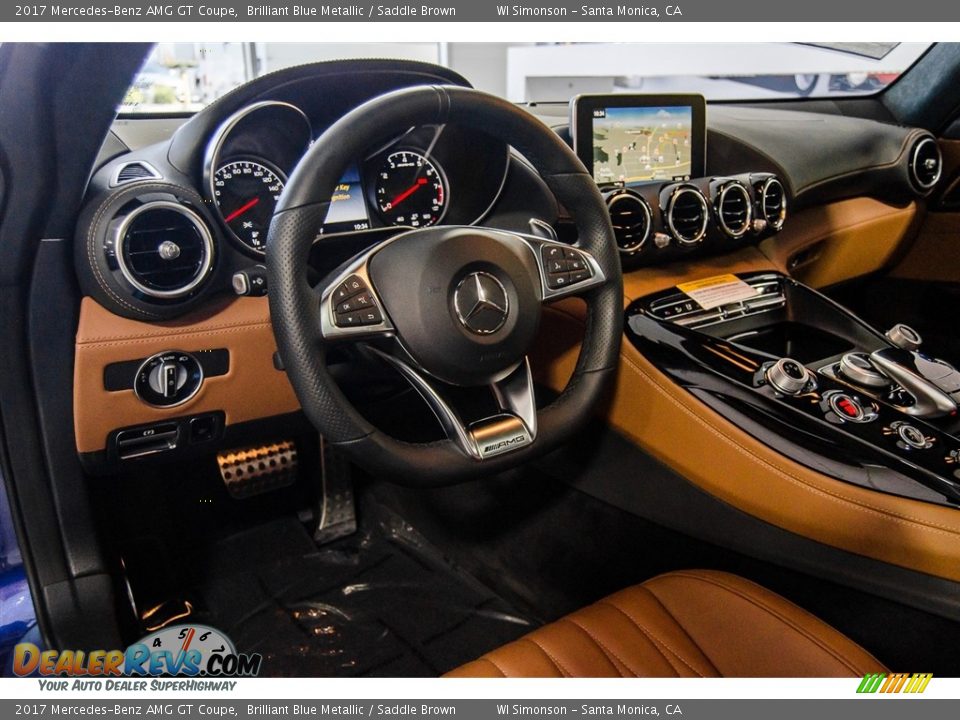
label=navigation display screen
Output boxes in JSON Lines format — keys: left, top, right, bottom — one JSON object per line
{"left": 572, "top": 94, "right": 706, "bottom": 187}
{"left": 322, "top": 163, "right": 371, "bottom": 234}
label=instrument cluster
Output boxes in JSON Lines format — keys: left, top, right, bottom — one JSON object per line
{"left": 203, "top": 100, "right": 508, "bottom": 258}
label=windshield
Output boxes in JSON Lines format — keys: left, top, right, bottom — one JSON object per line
{"left": 122, "top": 41, "right": 931, "bottom": 114}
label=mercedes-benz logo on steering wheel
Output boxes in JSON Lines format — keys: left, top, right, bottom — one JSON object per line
{"left": 453, "top": 271, "right": 509, "bottom": 335}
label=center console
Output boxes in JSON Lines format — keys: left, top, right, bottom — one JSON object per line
{"left": 626, "top": 272, "right": 960, "bottom": 507}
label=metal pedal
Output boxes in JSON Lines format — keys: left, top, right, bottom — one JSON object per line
{"left": 313, "top": 439, "right": 356, "bottom": 545}
{"left": 217, "top": 441, "right": 298, "bottom": 499}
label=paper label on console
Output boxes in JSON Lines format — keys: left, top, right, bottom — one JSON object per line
{"left": 676, "top": 274, "right": 759, "bottom": 310}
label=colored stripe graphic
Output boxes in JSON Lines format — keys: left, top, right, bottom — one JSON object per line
{"left": 857, "top": 672, "right": 932, "bottom": 694}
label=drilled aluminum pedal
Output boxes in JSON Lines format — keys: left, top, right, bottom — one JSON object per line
{"left": 217, "top": 441, "right": 298, "bottom": 499}
{"left": 313, "top": 439, "right": 356, "bottom": 545}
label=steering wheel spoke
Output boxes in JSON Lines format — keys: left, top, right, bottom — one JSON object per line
{"left": 318, "top": 251, "right": 395, "bottom": 341}
{"left": 369, "top": 347, "right": 537, "bottom": 461}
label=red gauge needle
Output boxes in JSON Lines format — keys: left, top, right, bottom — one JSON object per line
{"left": 224, "top": 197, "right": 260, "bottom": 223}
{"left": 390, "top": 177, "right": 428, "bottom": 208}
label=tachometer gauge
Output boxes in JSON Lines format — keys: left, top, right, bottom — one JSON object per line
{"left": 374, "top": 151, "right": 447, "bottom": 227}
{"left": 213, "top": 159, "right": 285, "bottom": 253}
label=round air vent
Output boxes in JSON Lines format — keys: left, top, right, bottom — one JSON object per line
{"left": 759, "top": 177, "right": 787, "bottom": 231}
{"left": 909, "top": 136, "right": 942, "bottom": 192}
{"left": 666, "top": 187, "right": 709, "bottom": 245}
{"left": 716, "top": 182, "right": 752, "bottom": 239}
{"left": 115, "top": 201, "right": 214, "bottom": 299}
{"left": 606, "top": 191, "right": 652, "bottom": 254}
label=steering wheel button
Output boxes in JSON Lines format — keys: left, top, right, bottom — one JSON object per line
{"left": 547, "top": 259, "right": 566, "bottom": 274}
{"left": 547, "top": 272, "right": 571, "bottom": 289}
{"left": 358, "top": 307, "right": 383, "bottom": 325}
{"left": 334, "top": 275, "right": 367, "bottom": 303}
{"left": 336, "top": 292, "right": 374, "bottom": 315}
{"left": 569, "top": 269, "right": 592, "bottom": 284}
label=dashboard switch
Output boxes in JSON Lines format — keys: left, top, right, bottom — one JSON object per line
{"left": 232, "top": 265, "right": 268, "bottom": 297}
{"left": 134, "top": 351, "right": 203, "bottom": 408}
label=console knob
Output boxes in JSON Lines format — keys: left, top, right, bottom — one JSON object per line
{"left": 766, "top": 357, "right": 814, "bottom": 396}
{"left": 885, "top": 323, "right": 922, "bottom": 350}
{"left": 838, "top": 352, "right": 889, "bottom": 388}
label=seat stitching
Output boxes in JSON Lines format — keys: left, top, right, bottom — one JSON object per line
{"left": 559, "top": 618, "right": 629, "bottom": 677}
{"left": 638, "top": 586, "right": 721, "bottom": 676}
{"left": 653, "top": 572, "right": 873, "bottom": 674}
{"left": 475, "top": 656, "right": 508, "bottom": 677}
{"left": 520, "top": 638, "right": 572, "bottom": 677}
{"left": 599, "top": 600, "right": 703, "bottom": 677}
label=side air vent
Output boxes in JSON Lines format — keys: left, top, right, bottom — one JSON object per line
{"left": 606, "top": 191, "right": 652, "bottom": 254}
{"left": 111, "top": 161, "right": 161, "bottom": 186}
{"left": 909, "top": 136, "right": 942, "bottom": 192}
{"left": 666, "top": 187, "right": 709, "bottom": 245}
{"left": 115, "top": 201, "right": 214, "bottom": 299}
{"left": 759, "top": 177, "right": 787, "bottom": 231}
{"left": 716, "top": 182, "right": 752, "bottom": 239}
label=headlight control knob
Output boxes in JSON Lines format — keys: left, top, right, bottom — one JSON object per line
{"left": 135, "top": 351, "right": 203, "bottom": 407}
{"left": 766, "top": 357, "right": 815, "bottom": 396}
{"left": 885, "top": 323, "right": 922, "bottom": 351}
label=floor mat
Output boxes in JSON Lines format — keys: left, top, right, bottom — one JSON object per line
{"left": 179, "top": 507, "right": 536, "bottom": 677}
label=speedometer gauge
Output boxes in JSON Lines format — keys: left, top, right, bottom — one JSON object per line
{"left": 213, "top": 159, "right": 285, "bottom": 253}
{"left": 374, "top": 151, "right": 447, "bottom": 227}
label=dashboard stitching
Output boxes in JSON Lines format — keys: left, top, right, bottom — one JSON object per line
{"left": 795, "top": 130, "right": 924, "bottom": 195}
{"left": 76, "top": 322, "right": 275, "bottom": 349}
{"left": 619, "top": 347, "right": 960, "bottom": 540}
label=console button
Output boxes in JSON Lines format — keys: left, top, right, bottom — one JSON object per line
{"left": 822, "top": 390, "right": 878, "bottom": 424}
{"left": 890, "top": 421, "right": 934, "bottom": 450}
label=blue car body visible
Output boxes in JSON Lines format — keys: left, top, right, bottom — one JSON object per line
{"left": 0, "top": 470, "right": 37, "bottom": 674}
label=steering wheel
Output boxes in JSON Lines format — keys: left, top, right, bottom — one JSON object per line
{"left": 266, "top": 85, "right": 623, "bottom": 485}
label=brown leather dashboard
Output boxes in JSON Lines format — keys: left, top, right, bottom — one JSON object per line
{"left": 74, "top": 295, "right": 299, "bottom": 454}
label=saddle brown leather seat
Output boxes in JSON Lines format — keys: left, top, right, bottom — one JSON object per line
{"left": 446, "top": 570, "right": 886, "bottom": 677}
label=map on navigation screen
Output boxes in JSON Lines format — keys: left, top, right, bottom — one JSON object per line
{"left": 591, "top": 105, "right": 693, "bottom": 185}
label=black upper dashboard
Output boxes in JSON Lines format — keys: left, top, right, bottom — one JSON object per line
{"left": 77, "top": 59, "right": 943, "bottom": 322}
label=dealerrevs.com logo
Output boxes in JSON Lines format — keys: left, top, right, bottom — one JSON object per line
{"left": 13, "top": 624, "right": 262, "bottom": 679}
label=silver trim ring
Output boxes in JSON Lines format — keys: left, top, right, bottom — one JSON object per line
{"left": 607, "top": 191, "right": 652, "bottom": 254}
{"left": 909, "top": 136, "right": 942, "bottom": 191}
{"left": 667, "top": 186, "right": 709, "bottom": 245}
{"left": 114, "top": 200, "right": 215, "bottom": 299}
{"left": 716, "top": 182, "right": 753, "bottom": 239}
{"left": 760, "top": 177, "right": 787, "bottom": 231}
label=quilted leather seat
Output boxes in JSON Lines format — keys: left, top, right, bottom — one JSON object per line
{"left": 446, "top": 570, "right": 886, "bottom": 677}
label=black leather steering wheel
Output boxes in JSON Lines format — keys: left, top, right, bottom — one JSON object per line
{"left": 266, "top": 85, "right": 622, "bottom": 485}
